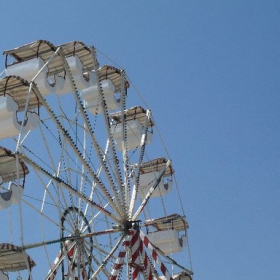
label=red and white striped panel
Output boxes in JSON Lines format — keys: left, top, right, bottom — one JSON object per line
{"left": 135, "top": 239, "right": 154, "bottom": 280}
{"left": 129, "top": 230, "right": 154, "bottom": 280}
{"left": 139, "top": 231, "right": 174, "bottom": 280}
{"left": 110, "top": 230, "right": 134, "bottom": 280}
{"left": 46, "top": 241, "right": 75, "bottom": 280}
{"left": 131, "top": 230, "right": 140, "bottom": 267}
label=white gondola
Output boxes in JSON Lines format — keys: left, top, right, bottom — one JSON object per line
{"left": 5, "top": 57, "right": 44, "bottom": 81}
{"left": 55, "top": 56, "right": 91, "bottom": 95}
{"left": 0, "top": 147, "right": 29, "bottom": 210}
{"left": 0, "top": 183, "right": 24, "bottom": 210}
{"left": 148, "top": 229, "right": 186, "bottom": 254}
{"left": 0, "top": 243, "right": 35, "bottom": 272}
{"left": 145, "top": 214, "right": 188, "bottom": 255}
{"left": 113, "top": 119, "right": 151, "bottom": 151}
{"left": 131, "top": 157, "right": 174, "bottom": 199}
{"left": 138, "top": 171, "right": 172, "bottom": 198}
{"left": 4, "top": 41, "right": 98, "bottom": 96}
{"left": 0, "top": 95, "right": 39, "bottom": 140}
{"left": 110, "top": 106, "right": 153, "bottom": 151}
{"left": 81, "top": 65, "right": 130, "bottom": 114}
{"left": 0, "top": 76, "right": 40, "bottom": 140}
{"left": 5, "top": 57, "right": 54, "bottom": 95}
{"left": 5, "top": 55, "right": 92, "bottom": 96}
{"left": 81, "top": 78, "right": 119, "bottom": 113}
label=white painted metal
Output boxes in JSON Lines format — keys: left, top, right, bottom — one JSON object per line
{"left": 0, "top": 183, "right": 24, "bottom": 210}
{"left": 5, "top": 58, "right": 54, "bottom": 95}
{"left": 0, "top": 95, "right": 39, "bottom": 139}
{"left": 55, "top": 56, "right": 90, "bottom": 95}
{"left": 148, "top": 229, "right": 186, "bottom": 255}
{"left": 112, "top": 119, "right": 153, "bottom": 151}
{"left": 81, "top": 78, "right": 120, "bottom": 113}
{"left": 5, "top": 58, "right": 44, "bottom": 81}
{"left": 138, "top": 171, "right": 172, "bottom": 199}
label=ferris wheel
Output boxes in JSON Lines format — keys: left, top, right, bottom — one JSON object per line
{"left": 0, "top": 40, "right": 193, "bottom": 280}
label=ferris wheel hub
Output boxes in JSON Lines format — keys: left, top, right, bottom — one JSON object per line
{"left": 123, "top": 220, "right": 141, "bottom": 232}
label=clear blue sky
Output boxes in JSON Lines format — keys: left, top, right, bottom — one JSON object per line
{"left": 0, "top": 1, "right": 279, "bottom": 280}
